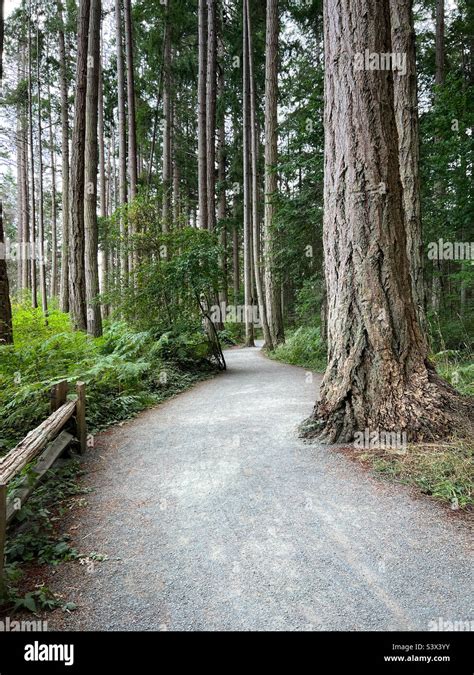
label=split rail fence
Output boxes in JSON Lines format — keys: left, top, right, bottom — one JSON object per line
{"left": 0, "top": 381, "right": 87, "bottom": 599}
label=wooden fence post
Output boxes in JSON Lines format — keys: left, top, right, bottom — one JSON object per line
{"left": 51, "top": 380, "right": 68, "bottom": 413}
{"left": 76, "top": 382, "right": 87, "bottom": 455}
{"left": 0, "top": 484, "right": 7, "bottom": 602}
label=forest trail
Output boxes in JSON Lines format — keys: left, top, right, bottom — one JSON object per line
{"left": 47, "top": 345, "right": 472, "bottom": 631}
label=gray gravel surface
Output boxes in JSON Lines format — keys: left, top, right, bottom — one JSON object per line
{"left": 45, "top": 345, "right": 473, "bottom": 631}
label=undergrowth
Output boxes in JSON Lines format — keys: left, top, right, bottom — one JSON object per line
{"left": 0, "top": 304, "right": 218, "bottom": 611}
{"left": 2, "top": 461, "right": 92, "bottom": 613}
{"left": 269, "top": 325, "right": 327, "bottom": 372}
{"left": 352, "top": 437, "right": 473, "bottom": 510}
{"left": 0, "top": 304, "right": 217, "bottom": 454}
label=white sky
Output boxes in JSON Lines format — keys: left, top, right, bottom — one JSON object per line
{"left": 5, "top": 0, "right": 22, "bottom": 19}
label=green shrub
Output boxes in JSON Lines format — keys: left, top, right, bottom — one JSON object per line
{"left": 432, "top": 351, "right": 474, "bottom": 397}
{"left": 0, "top": 304, "right": 217, "bottom": 454}
{"left": 270, "top": 325, "right": 327, "bottom": 371}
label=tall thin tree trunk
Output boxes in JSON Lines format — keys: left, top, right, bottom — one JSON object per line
{"left": 232, "top": 218, "right": 239, "bottom": 301}
{"left": 115, "top": 0, "right": 128, "bottom": 283}
{"left": 304, "top": 0, "right": 465, "bottom": 443}
{"left": 206, "top": 0, "right": 217, "bottom": 232}
{"left": 69, "top": 0, "right": 90, "bottom": 330}
{"left": 20, "top": 43, "right": 30, "bottom": 292}
{"left": 124, "top": 0, "right": 137, "bottom": 199}
{"left": 435, "top": 0, "right": 445, "bottom": 87}
{"left": 36, "top": 26, "right": 48, "bottom": 316}
{"left": 197, "top": 0, "right": 208, "bottom": 229}
{"left": 0, "top": 0, "right": 13, "bottom": 344}
{"left": 246, "top": 0, "right": 272, "bottom": 349}
{"left": 161, "top": 4, "right": 171, "bottom": 232}
{"left": 0, "top": 201, "right": 13, "bottom": 345}
{"left": 84, "top": 0, "right": 102, "bottom": 337}
{"left": 263, "top": 0, "right": 284, "bottom": 345}
{"left": 172, "top": 101, "right": 181, "bottom": 226}
{"left": 16, "top": 67, "right": 24, "bottom": 292}
{"left": 124, "top": 0, "right": 137, "bottom": 277}
{"left": 57, "top": 0, "right": 70, "bottom": 313}
{"left": 98, "top": 52, "right": 109, "bottom": 317}
{"left": 242, "top": 0, "right": 254, "bottom": 347}
{"left": 27, "top": 3, "right": 37, "bottom": 307}
{"left": 217, "top": 28, "right": 227, "bottom": 307}
{"left": 48, "top": 80, "right": 58, "bottom": 297}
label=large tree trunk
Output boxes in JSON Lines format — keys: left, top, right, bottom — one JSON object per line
{"left": 197, "top": 0, "right": 208, "bottom": 229}
{"left": 115, "top": 0, "right": 128, "bottom": 283}
{"left": 303, "top": 0, "right": 468, "bottom": 444}
{"left": 206, "top": 0, "right": 217, "bottom": 232}
{"left": 84, "top": 0, "right": 102, "bottom": 338}
{"left": 246, "top": 0, "right": 272, "bottom": 349}
{"left": 390, "top": 0, "right": 425, "bottom": 330}
{"left": 263, "top": 0, "right": 284, "bottom": 346}
{"left": 69, "top": 0, "right": 90, "bottom": 331}
{"left": 242, "top": 0, "right": 254, "bottom": 347}
{"left": 57, "top": 0, "right": 70, "bottom": 313}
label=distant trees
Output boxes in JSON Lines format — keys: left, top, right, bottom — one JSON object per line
{"left": 0, "top": 0, "right": 469, "bottom": 378}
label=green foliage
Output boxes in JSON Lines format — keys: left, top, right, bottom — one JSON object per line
{"left": 293, "top": 276, "right": 324, "bottom": 326}
{"left": 432, "top": 351, "right": 474, "bottom": 396}
{"left": 218, "top": 322, "right": 244, "bottom": 346}
{"left": 2, "top": 461, "right": 89, "bottom": 611}
{"left": 0, "top": 303, "right": 217, "bottom": 453}
{"left": 270, "top": 325, "right": 327, "bottom": 372}
{"left": 12, "top": 587, "right": 66, "bottom": 614}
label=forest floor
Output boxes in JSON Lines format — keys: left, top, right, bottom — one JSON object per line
{"left": 28, "top": 344, "right": 472, "bottom": 631}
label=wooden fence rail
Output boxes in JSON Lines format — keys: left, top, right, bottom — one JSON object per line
{"left": 0, "top": 381, "right": 87, "bottom": 600}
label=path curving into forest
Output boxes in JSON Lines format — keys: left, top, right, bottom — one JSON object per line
{"left": 47, "top": 345, "right": 472, "bottom": 631}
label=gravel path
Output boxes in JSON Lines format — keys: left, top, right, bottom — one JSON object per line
{"left": 46, "top": 345, "right": 472, "bottom": 631}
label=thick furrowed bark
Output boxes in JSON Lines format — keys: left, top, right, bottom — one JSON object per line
{"left": 302, "top": 0, "right": 472, "bottom": 444}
